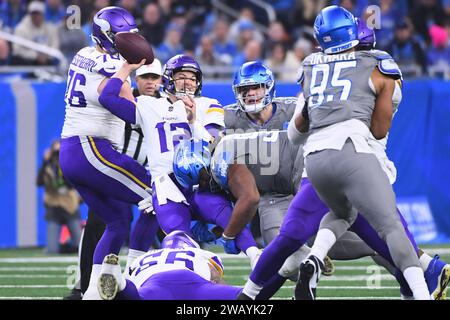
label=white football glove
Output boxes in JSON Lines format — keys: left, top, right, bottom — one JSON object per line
{"left": 138, "top": 188, "right": 154, "bottom": 214}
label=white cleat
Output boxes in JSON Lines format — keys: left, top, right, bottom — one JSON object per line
{"left": 97, "top": 254, "right": 122, "bottom": 301}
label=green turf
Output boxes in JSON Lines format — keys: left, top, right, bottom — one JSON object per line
{"left": 0, "top": 246, "right": 448, "bottom": 300}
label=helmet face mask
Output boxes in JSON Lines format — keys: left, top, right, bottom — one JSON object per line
{"left": 92, "top": 6, "right": 138, "bottom": 55}
{"left": 233, "top": 61, "right": 275, "bottom": 114}
{"left": 162, "top": 55, "right": 203, "bottom": 97}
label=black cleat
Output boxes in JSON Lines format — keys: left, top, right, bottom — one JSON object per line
{"left": 294, "top": 255, "right": 324, "bottom": 300}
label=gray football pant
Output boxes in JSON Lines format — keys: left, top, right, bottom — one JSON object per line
{"left": 259, "top": 194, "right": 293, "bottom": 244}
{"left": 305, "top": 140, "right": 420, "bottom": 271}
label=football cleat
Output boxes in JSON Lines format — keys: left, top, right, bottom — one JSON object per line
{"left": 294, "top": 255, "right": 324, "bottom": 300}
{"left": 424, "top": 255, "right": 450, "bottom": 300}
{"left": 97, "top": 254, "right": 122, "bottom": 300}
{"left": 321, "top": 256, "right": 335, "bottom": 276}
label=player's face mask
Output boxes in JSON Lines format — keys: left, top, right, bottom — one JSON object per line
{"left": 236, "top": 83, "right": 267, "bottom": 114}
{"left": 173, "top": 71, "right": 198, "bottom": 98}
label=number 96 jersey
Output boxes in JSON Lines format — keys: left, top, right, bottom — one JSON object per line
{"left": 61, "top": 47, "right": 129, "bottom": 148}
{"left": 129, "top": 248, "right": 223, "bottom": 289}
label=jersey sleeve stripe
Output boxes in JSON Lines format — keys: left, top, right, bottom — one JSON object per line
{"left": 87, "top": 136, "right": 150, "bottom": 190}
{"left": 208, "top": 258, "right": 224, "bottom": 277}
{"left": 206, "top": 107, "right": 225, "bottom": 115}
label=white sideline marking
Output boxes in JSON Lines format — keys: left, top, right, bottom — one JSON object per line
{"left": 0, "top": 275, "right": 67, "bottom": 278}
{"left": 0, "top": 285, "right": 67, "bottom": 288}
{"left": 227, "top": 274, "right": 397, "bottom": 281}
{"left": 0, "top": 267, "right": 69, "bottom": 271}
{"left": 0, "top": 297, "right": 61, "bottom": 300}
{"left": 282, "top": 286, "right": 399, "bottom": 290}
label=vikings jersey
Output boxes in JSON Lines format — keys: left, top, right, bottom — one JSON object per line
{"left": 135, "top": 96, "right": 192, "bottom": 181}
{"left": 61, "top": 47, "right": 130, "bottom": 148}
{"left": 129, "top": 248, "right": 224, "bottom": 289}
{"left": 195, "top": 96, "right": 225, "bottom": 127}
{"left": 211, "top": 131, "right": 302, "bottom": 195}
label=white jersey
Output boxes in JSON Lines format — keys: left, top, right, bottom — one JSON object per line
{"left": 135, "top": 96, "right": 192, "bottom": 181}
{"left": 135, "top": 95, "right": 224, "bottom": 181}
{"left": 61, "top": 46, "right": 129, "bottom": 148}
{"left": 194, "top": 96, "right": 225, "bottom": 127}
{"left": 129, "top": 247, "right": 222, "bottom": 289}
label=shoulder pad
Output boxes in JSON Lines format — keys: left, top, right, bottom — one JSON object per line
{"left": 223, "top": 103, "right": 239, "bottom": 111}
{"left": 296, "top": 65, "right": 304, "bottom": 84}
{"left": 273, "top": 97, "right": 298, "bottom": 107}
{"left": 370, "top": 49, "right": 393, "bottom": 60}
{"left": 378, "top": 58, "right": 403, "bottom": 80}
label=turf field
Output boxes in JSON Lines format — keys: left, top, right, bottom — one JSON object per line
{"left": 0, "top": 246, "right": 449, "bottom": 300}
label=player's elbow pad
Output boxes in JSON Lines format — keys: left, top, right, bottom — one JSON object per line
{"left": 287, "top": 119, "right": 308, "bottom": 145}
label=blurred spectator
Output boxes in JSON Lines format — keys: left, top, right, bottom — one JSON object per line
{"left": 0, "top": 0, "right": 27, "bottom": 32}
{"left": 156, "top": 22, "right": 184, "bottom": 64}
{"left": 290, "top": 0, "right": 328, "bottom": 40}
{"left": 229, "top": 7, "right": 264, "bottom": 45}
{"left": 140, "top": 3, "right": 165, "bottom": 47}
{"left": 45, "top": 0, "right": 66, "bottom": 26}
{"left": 0, "top": 38, "right": 10, "bottom": 65}
{"left": 266, "top": 21, "right": 291, "bottom": 54}
{"left": 410, "top": 0, "right": 446, "bottom": 44}
{"left": 211, "top": 18, "right": 237, "bottom": 65}
{"left": 195, "top": 34, "right": 226, "bottom": 78}
{"left": 168, "top": 3, "right": 197, "bottom": 53}
{"left": 233, "top": 39, "right": 263, "bottom": 66}
{"left": 386, "top": 20, "right": 427, "bottom": 77}
{"left": 157, "top": 0, "right": 172, "bottom": 22}
{"left": 57, "top": 14, "right": 88, "bottom": 65}
{"left": 262, "top": 0, "right": 295, "bottom": 31}
{"left": 427, "top": 24, "right": 450, "bottom": 77}
{"left": 37, "top": 139, "right": 82, "bottom": 255}
{"left": 293, "top": 37, "right": 313, "bottom": 62}
{"left": 264, "top": 42, "right": 299, "bottom": 82}
{"left": 119, "top": 0, "right": 142, "bottom": 25}
{"left": 11, "top": 1, "right": 59, "bottom": 66}
{"left": 235, "top": 20, "right": 265, "bottom": 53}
{"left": 373, "top": 0, "right": 406, "bottom": 51}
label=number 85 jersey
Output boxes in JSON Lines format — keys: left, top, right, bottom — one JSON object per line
{"left": 129, "top": 248, "right": 224, "bottom": 289}
{"left": 61, "top": 47, "right": 129, "bottom": 148}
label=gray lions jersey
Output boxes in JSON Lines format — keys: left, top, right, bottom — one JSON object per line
{"left": 300, "top": 50, "right": 402, "bottom": 132}
{"left": 210, "top": 131, "right": 302, "bottom": 195}
{"left": 222, "top": 98, "right": 303, "bottom": 194}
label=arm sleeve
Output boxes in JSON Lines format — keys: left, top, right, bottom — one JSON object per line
{"left": 98, "top": 77, "right": 137, "bottom": 124}
{"left": 287, "top": 93, "right": 309, "bottom": 145}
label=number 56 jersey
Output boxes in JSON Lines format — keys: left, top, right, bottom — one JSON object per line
{"left": 61, "top": 47, "right": 128, "bottom": 148}
{"left": 129, "top": 248, "right": 223, "bottom": 289}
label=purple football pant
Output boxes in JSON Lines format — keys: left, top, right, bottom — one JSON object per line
{"left": 250, "top": 177, "right": 418, "bottom": 287}
{"left": 60, "top": 136, "right": 151, "bottom": 264}
{"left": 118, "top": 270, "right": 242, "bottom": 300}
{"left": 152, "top": 177, "right": 257, "bottom": 252}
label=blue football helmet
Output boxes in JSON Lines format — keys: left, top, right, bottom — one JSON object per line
{"left": 314, "top": 5, "right": 359, "bottom": 54}
{"left": 162, "top": 54, "right": 203, "bottom": 97}
{"left": 173, "top": 139, "right": 211, "bottom": 189}
{"left": 232, "top": 61, "right": 275, "bottom": 114}
{"left": 161, "top": 230, "right": 200, "bottom": 249}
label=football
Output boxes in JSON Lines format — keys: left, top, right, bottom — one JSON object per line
{"left": 115, "top": 32, "right": 154, "bottom": 65}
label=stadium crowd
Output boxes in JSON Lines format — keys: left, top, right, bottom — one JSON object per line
{"left": 1, "top": 0, "right": 450, "bottom": 79}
